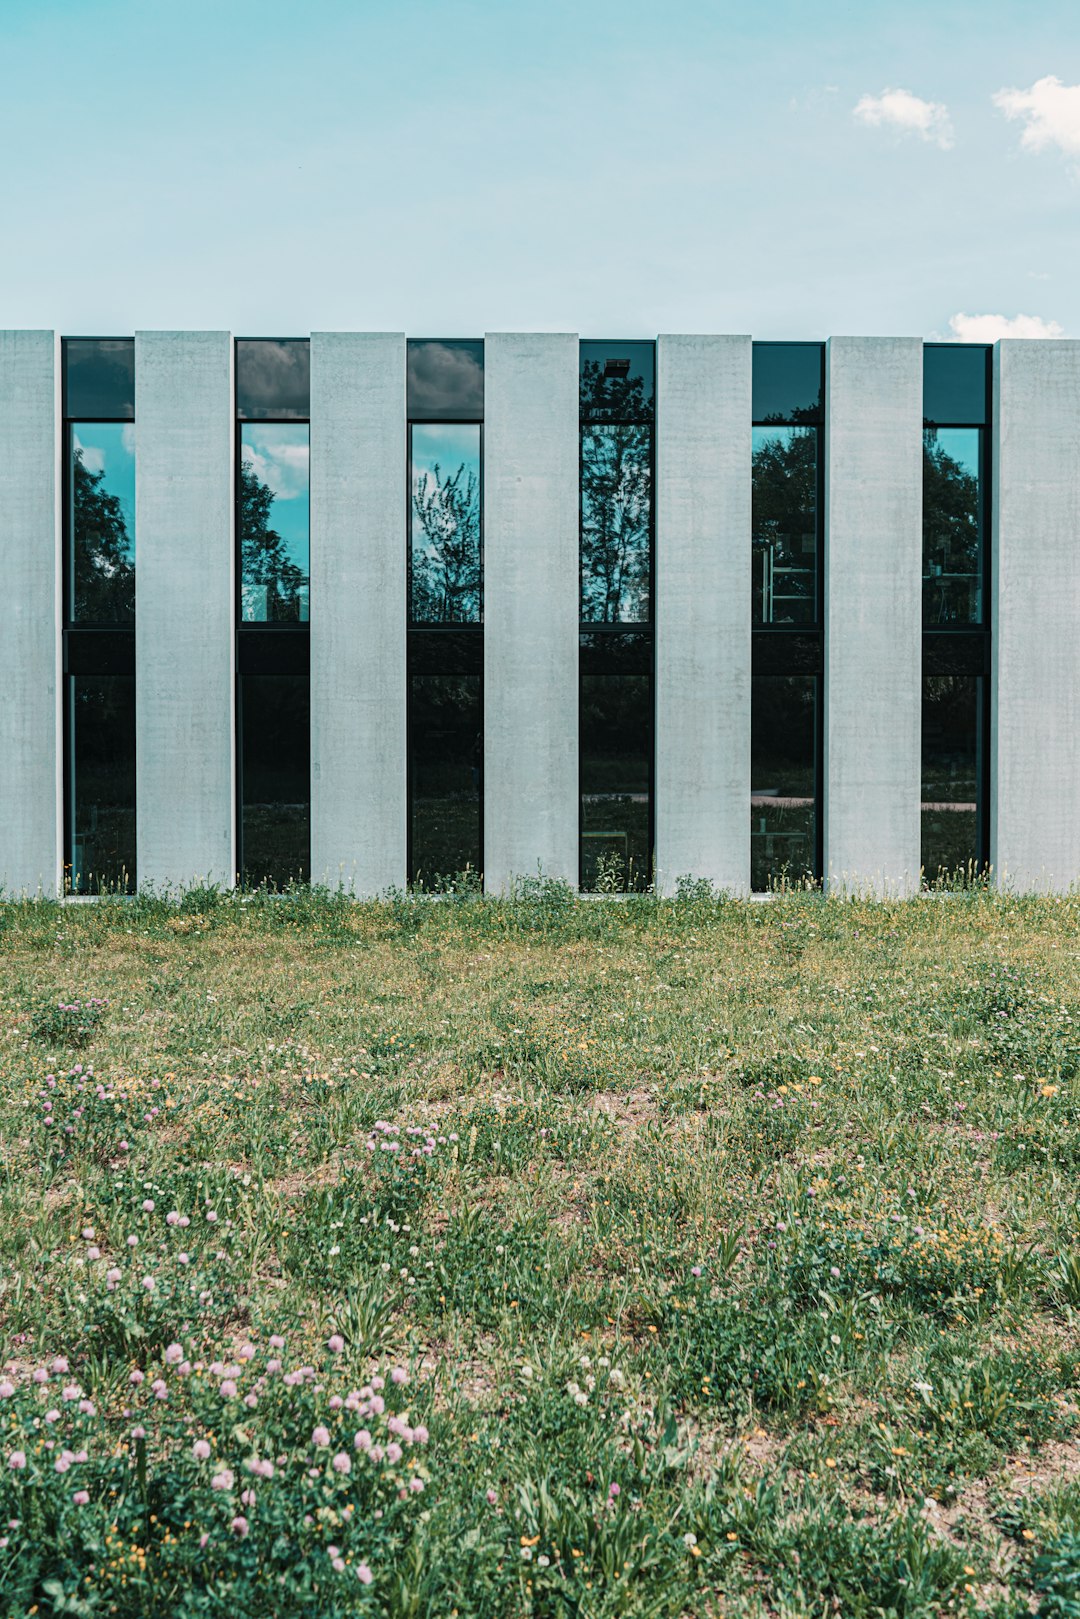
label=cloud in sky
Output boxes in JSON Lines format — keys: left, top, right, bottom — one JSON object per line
{"left": 241, "top": 428, "right": 309, "bottom": 503}
{"left": 853, "top": 88, "right": 953, "bottom": 149}
{"left": 948, "top": 312, "right": 1065, "bottom": 341}
{"left": 993, "top": 75, "right": 1080, "bottom": 161}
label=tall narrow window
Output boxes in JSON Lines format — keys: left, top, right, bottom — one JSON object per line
{"left": 236, "top": 339, "right": 311, "bottom": 887}
{"left": 579, "top": 344, "right": 654, "bottom": 889}
{"left": 922, "top": 345, "right": 991, "bottom": 883}
{"left": 407, "top": 341, "right": 484, "bottom": 887}
{"left": 750, "top": 343, "right": 824, "bottom": 888}
{"left": 63, "top": 338, "right": 137, "bottom": 893}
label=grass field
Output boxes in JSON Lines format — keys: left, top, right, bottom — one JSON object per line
{"left": 1, "top": 884, "right": 1078, "bottom": 1617}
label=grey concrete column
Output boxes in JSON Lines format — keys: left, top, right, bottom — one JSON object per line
{"left": 991, "top": 339, "right": 1080, "bottom": 892}
{"left": 654, "top": 334, "right": 751, "bottom": 894}
{"left": 484, "top": 333, "right": 579, "bottom": 891}
{"left": 824, "top": 337, "right": 922, "bottom": 895}
{"left": 309, "top": 333, "right": 407, "bottom": 893}
{"left": 0, "top": 331, "right": 61, "bottom": 897}
{"left": 135, "top": 331, "right": 234, "bottom": 889}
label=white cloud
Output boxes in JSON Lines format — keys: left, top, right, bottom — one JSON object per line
{"left": 72, "top": 432, "right": 104, "bottom": 475}
{"left": 241, "top": 429, "right": 309, "bottom": 502}
{"left": 853, "top": 88, "right": 953, "bottom": 149}
{"left": 948, "top": 312, "right": 1066, "bottom": 341}
{"left": 993, "top": 75, "right": 1080, "bottom": 160}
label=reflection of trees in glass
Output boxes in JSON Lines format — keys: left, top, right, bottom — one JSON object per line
{"left": 72, "top": 449, "right": 134, "bottom": 623}
{"left": 752, "top": 425, "right": 816, "bottom": 626}
{"left": 580, "top": 361, "right": 651, "bottom": 624}
{"left": 240, "top": 458, "right": 306, "bottom": 623}
{"left": 750, "top": 675, "right": 816, "bottom": 891}
{"left": 409, "top": 674, "right": 481, "bottom": 886}
{"left": 411, "top": 462, "right": 481, "bottom": 623}
{"left": 923, "top": 430, "right": 981, "bottom": 624}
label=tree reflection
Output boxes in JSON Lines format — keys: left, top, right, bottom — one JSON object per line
{"left": 72, "top": 449, "right": 135, "bottom": 623}
{"left": 239, "top": 460, "right": 307, "bottom": 622}
{"left": 752, "top": 426, "right": 816, "bottom": 626}
{"left": 411, "top": 460, "right": 481, "bottom": 623}
{"left": 923, "top": 430, "right": 981, "bottom": 624}
{"left": 579, "top": 361, "right": 651, "bottom": 623}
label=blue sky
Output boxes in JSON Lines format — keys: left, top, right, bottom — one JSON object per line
{"left": 2, "top": 0, "right": 1078, "bottom": 339}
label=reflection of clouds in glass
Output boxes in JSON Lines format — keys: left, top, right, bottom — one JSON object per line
{"left": 412, "top": 423, "right": 480, "bottom": 486}
{"left": 236, "top": 340, "right": 310, "bottom": 418}
{"left": 407, "top": 342, "right": 484, "bottom": 416}
{"left": 241, "top": 425, "right": 310, "bottom": 502}
{"left": 931, "top": 427, "right": 979, "bottom": 480}
{"left": 73, "top": 422, "right": 136, "bottom": 529}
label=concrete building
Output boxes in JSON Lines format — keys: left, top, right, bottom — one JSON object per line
{"left": 1, "top": 330, "right": 1077, "bottom": 899}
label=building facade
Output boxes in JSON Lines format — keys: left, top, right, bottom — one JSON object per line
{"left": 1, "top": 330, "right": 1077, "bottom": 899}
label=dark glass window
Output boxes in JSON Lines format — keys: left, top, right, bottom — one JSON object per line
{"left": 69, "top": 676, "right": 135, "bottom": 894}
{"left": 752, "top": 425, "right": 817, "bottom": 626}
{"left": 64, "top": 339, "right": 134, "bottom": 421}
{"left": 923, "top": 427, "right": 982, "bottom": 626}
{"left": 752, "top": 343, "right": 824, "bottom": 425}
{"left": 581, "top": 424, "right": 651, "bottom": 622}
{"left": 239, "top": 424, "right": 310, "bottom": 623}
{"left": 409, "top": 674, "right": 482, "bottom": 887}
{"left": 751, "top": 675, "right": 816, "bottom": 892}
{"left": 410, "top": 423, "right": 482, "bottom": 623}
{"left": 236, "top": 339, "right": 310, "bottom": 420}
{"left": 579, "top": 343, "right": 655, "bottom": 422}
{"left": 69, "top": 422, "right": 135, "bottom": 624}
{"left": 407, "top": 340, "right": 484, "bottom": 420}
{"left": 239, "top": 675, "right": 310, "bottom": 887}
{"left": 580, "top": 674, "right": 651, "bottom": 891}
{"left": 923, "top": 345, "right": 989, "bottom": 427}
{"left": 922, "top": 676, "right": 983, "bottom": 885}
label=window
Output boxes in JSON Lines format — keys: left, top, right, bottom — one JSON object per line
{"left": 579, "top": 344, "right": 655, "bottom": 888}
{"left": 239, "top": 423, "right": 310, "bottom": 623}
{"left": 63, "top": 339, "right": 137, "bottom": 892}
{"left": 235, "top": 340, "right": 311, "bottom": 886}
{"left": 922, "top": 676, "right": 983, "bottom": 884}
{"left": 752, "top": 425, "right": 816, "bottom": 627}
{"left": 751, "top": 674, "right": 816, "bottom": 892}
{"left": 410, "top": 423, "right": 481, "bottom": 624}
{"left": 407, "top": 340, "right": 485, "bottom": 887}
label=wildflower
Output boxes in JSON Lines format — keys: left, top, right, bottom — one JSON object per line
{"left": 486, "top": 1488, "right": 497, "bottom": 1505}
{"left": 312, "top": 1426, "right": 331, "bottom": 1448}
{"left": 87, "top": 1246, "right": 100, "bottom": 1260}
{"left": 609, "top": 1482, "right": 620, "bottom": 1498}
{"left": 62, "top": 1384, "right": 81, "bottom": 1401}
{"left": 177, "top": 1253, "right": 190, "bottom": 1265}
{"left": 691, "top": 1265, "right": 702, "bottom": 1277}
{"left": 8, "top": 1452, "right": 26, "bottom": 1470}
{"left": 72, "top": 1490, "right": 89, "bottom": 1505}
{"left": 50, "top": 1357, "right": 69, "bottom": 1375}
{"left": 131, "top": 1425, "right": 146, "bottom": 1440}
{"left": 354, "top": 1429, "right": 372, "bottom": 1451}
{"left": 32, "top": 1369, "right": 48, "bottom": 1384}
{"left": 193, "top": 1440, "right": 211, "bottom": 1461}
{"left": 357, "top": 1564, "right": 373, "bottom": 1585}
{"left": 45, "top": 1409, "right": 61, "bottom": 1424}
{"left": 391, "top": 1366, "right": 408, "bottom": 1385}
{"left": 211, "top": 1470, "right": 234, "bottom": 1491}
{"left": 142, "top": 1200, "right": 155, "bottom": 1213}
{"left": 220, "top": 1380, "right": 237, "bottom": 1398}
{"left": 332, "top": 1452, "right": 352, "bottom": 1474}
{"left": 386, "top": 1442, "right": 403, "bottom": 1464}
{"left": 127, "top": 1235, "right": 138, "bottom": 1248}
{"left": 327, "top": 1334, "right": 344, "bottom": 1354}
{"left": 164, "top": 1343, "right": 183, "bottom": 1365}
{"left": 166, "top": 1211, "right": 180, "bottom": 1226}
{"left": 142, "top": 1276, "right": 155, "bottom": 1292}
{"left": 129, "top": 1370, "right": 144, "bottom": 1386}
{"left": 269, "top": 1335, "right": 285, "bottom": 1350}
{"left": 0, "top": 1381, "right": 14, "bottom": 1399}
{"left": 231, "top": 1516, "right": 249, "bottom": 1537}
{"left": 244, "top": 1393, "right": 258, "bottom": 1409}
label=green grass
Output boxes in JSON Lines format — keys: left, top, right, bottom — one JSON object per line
{"left": 0, "top": 883, "right": 1078, "bottom": 1617}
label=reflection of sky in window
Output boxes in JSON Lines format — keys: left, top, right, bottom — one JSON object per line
{"left": 73, "top": 422, "right": 136, "bottom": 557}
{"left": 241, "top": 424, "right": 310, "bottom": 569}
{"left": 412, "top": 424, "right": 480, "bottom": 521}
{"left": 929, "top": 427, "right": 979, "bottom": 481}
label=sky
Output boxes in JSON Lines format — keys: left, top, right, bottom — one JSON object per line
{"left": 2, "top": 0, "right": 1078, "bottom": 340}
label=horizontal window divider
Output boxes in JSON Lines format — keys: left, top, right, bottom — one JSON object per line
{"left": 922, "top": 631, "right": 991, "bottom": 678}
{"left": 65, "top": 630, "right": 136, "bottom": 677}
{"left": 751, "top": 632, "right": 822, "bottom": 676}
{"left": 237, "top": 628, "right": 310, "bottom": 676}
{"left": 407, "top": 627, "right": 484, "bottom": 677}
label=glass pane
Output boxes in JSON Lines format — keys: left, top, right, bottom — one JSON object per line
{"left": 235, "top": 339, "right": 310, "bottom": 419}
{"left": 240, "top": 675, "right": 310, "bottom": 887}
{"left": 923, "top": 428, "right": 982, "bottom": 626}
{"left": 69, "top": 676, "right": 135, "bottom": 894}
{"left": 581, "top": 425, "right": 651, "bottom": 623}
{"left": 239, "top": 424, "right": 310, "bottom": 623}
{"left": 752, "top": 425, "right": 817, "bottom": 627}
{"left": 64, "top": 339, "right": 134, "bottom": 420}
{"left": 410, "top": 424, "right": 482, "bottom": 624}
{"left": 580, "top": 671, "right": 651, "bottom": 891}
{"left": 71, "top": 422, "right": 135, "bottom": 624}
{"left": 752, "top": 343, "right": 823, "bottom": 424}
{"left": 579, "top": 343, "right": 655, "bottom": 422}
{"left": 922, "top": 676, "right": 982, "bottom": 886}
{"left": 751, "top": 675, "right": 816, "bottom": 891}
{"left": 409, "top": 674, "right": 482, "bottom": 888}
{"left": 407, "top": 340, "right": 484, "bottom": 420}
{"left": 923, "top": 345, "right": 989, "bottom": 426}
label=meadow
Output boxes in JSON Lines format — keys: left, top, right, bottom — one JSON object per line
{"left": 0, "top": 882, "right": 1078, "bottom": 1618}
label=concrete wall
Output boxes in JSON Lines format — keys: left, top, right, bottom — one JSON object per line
{"left": 991, "top": 339, "right": 1080, "bottom": 892}
{"left": 483, "top": 334, "right": 579, "bottom": 891}
{"left": 0, "top": 331, "right": 61, "bottom": 896}
{"left": 135, "top": 331, "right": 234, "bottom": 889}
{"left": 309, "top": 333, "right": 407, "bottom": 893}
{"left": 655, "top": 334, "right": 751, "bottom": 893}
{"left": 824, "top": 337, "right": 922, "bottom": 895}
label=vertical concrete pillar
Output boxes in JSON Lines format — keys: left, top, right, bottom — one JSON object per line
{"left": 654, "top": 334, "right": 751, "bottom": 893}
{"left": 824, "top": 337, "right": 922, "bottom": 895}
{"left": 135, "top": 331, "right": 234, "bottom": 889}
{"left": 483, "top": 333, "right": 579, "bottom": 890}
{"left": 309, "top": 333, "right": 407, "bottom": 893}
{"left": 0, "top": 331, "right": 61, "bottom": 897}
{"left": 991, "top": 339, "right": 1080, "bottom": 892}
